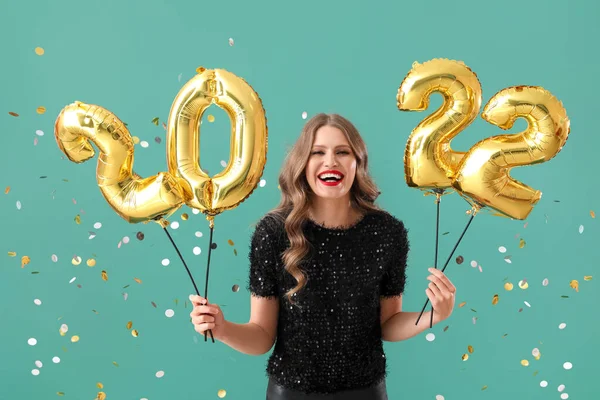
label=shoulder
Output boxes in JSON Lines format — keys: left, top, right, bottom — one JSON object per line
{"left": 365, "top": 209, "right": 408, "bottom": 233}
{"left": 251, "top": 211, "right": 287, "bottom": 238}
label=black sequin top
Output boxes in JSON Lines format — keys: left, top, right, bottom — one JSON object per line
{"left": 246, "top": 209, "right": 410, "bottom": 394}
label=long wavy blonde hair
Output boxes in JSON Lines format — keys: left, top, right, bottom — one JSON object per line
{"left": 268, "top": 113, "right": 382, "bottom": 304}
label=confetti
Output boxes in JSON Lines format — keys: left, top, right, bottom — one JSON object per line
{"left": 101, "top": 270, "right": 108, "bottom": 281}
{"left": 34, "top": 299, "right": 42, "bottom": 306}
{"left": 132, "top": 136, "right": 140, "bottom": 145}
{"left": 21, "top": 256, "right": 31, "bottom": 268}
{"left": 578, "top": 225, "right": 584, "bottom": 234}
{"left": 97, "top": 383, "right": 104, "bottom": 389}
{"left": 467, "top": 345, "right": 474, "bottom": 353}
{"left": 193, "top": 247, "right": 201, "bottom": 255}
{"left": 559, "top": 322, "right": 567, "bottom": 329}
{"left": 584, "top": 275, "right": 592, "bottom": 281}
{"left": 519, "top": 238, "right": 526, "bottom": 248}
{"left": 123, "top": 236, "right": 130, "bottom": 244}
{"left": 435, "top": 396, "right": 445, "bottom": 400}
{"left": 34, "top": 47, "right": 44, "bottom": 55}
{"left": 470, "top": 260, "right": 477, "bottom": 268}
{"left": 161, "top": 259, "right": 170, "bottom": 266}
{"left": 72, "top": 256, "right": 82, "bottom": 265}
{"left": 4, "top": 186, "right": 10, "bottom": 194}
{"left": 558, "top": 384, "right": 565, "bottom": 392}
{"left": 461, "top": 354, "right": 469, "bottom": 361}
{"left": 8, "top": 251, "right": 16, "bottom": 257}
{"left": 220, "top": 160, "right": 227, "bottom": 167}
{"left": 521, "top": 359, "right": 529, "bottom": 366}
{"left": 134, "top": 278, "right": 142, "bottom": 284}
{"left": 36, "top": 106, "right": 46, "bottom": 114}
{"left": 532, "top": 348, "right": 540, "bottom": 358}
{"left": 542, "top": 278, "right": 549, "bottom": 286}
{"left": 229, "top": 37, "right": 234, "bottom": 46}
{"left": 156, "top": 370, "right": 165, "bottom": 378}
{"left": 8, "top": 111, "right": 19, "bottom": 117}
{"left": 232, "top": 284, "right": 240, "bottom": 292}
{"left": 165, "top": 309, "right": 175, "bottom": 318}
{"left": 519, "top": 280, "right": 529, "bottom": 289}
{"left": 16, "top": 200, "right": 22, "bottom": 210}
{"left": 93, "top": 222, "right": 102, "bottom": 229}
{"left": 195, "top": 231, "right": 203, "bottom": 238}
{"left": 498, "top": 246, "right": 507, "bottom": 253}
{"left": 137, "top": 232, "right": 145, "bottom": 240}
{"left": 155, "top": 136, "right": 162, "bottom": 144}
{"left": 207, "top": 115, "right": 215, "bottom": 122}
{"left": 426, "top": 333, "right": 435, "bottom": 342}
{"left": 492, "top": 294, "right": 499, "bottom": 305}
{"left": 32, "top": 369, "right": 40, "bottom": 376}
{"left": 561, "top": 394, "right": 569, "bottom": 399}
{"left": 504, "top": 282, "right": 513, "bottom": 291}
{"left": 51, "top": 254, "right": 58, "bottom": 262}
{"left": 52, "top": 357, "right": 60, "bottom": 363}
{"left": 218, "top": 389, "right": 227, "bottom": 398}
{"left": 28, "top": 338, "right": 37, "bottom": 346}
{"left": 540, "top": 380, "right": 548, "bottom": 387}
{"left": 35, "top": 129, "right": 44, "bottom": 136}
{"left": 260, "top": 179, "right": 267, "bottom": 187}
{"left": 302, "top": 111, "right": 308, "bottom": 119}
{"left": 97, "top": 392, "right": 106, "bottom": 400}
{"left": 569, "top": 280, "right": 579, "bottom": 292}
{"left": 524, "top": 301, "right": 531, "bottom": 307}
{"left": 456, "top": 256, "right": 464, "bottom": 264}
{"left": 126, "top": 321, "right": 133, "bottom": 330}
{"left": 140, "top": 141, "right": 149, "bottom": 148}
{"left": 152, "top": 117, "right": 159, "bottom": 126}
{"left": 171, "top": 221, "right": 180, "bottom": 229}
{"left": 181, "top": 213, "right": 189, "bottom": 221}
{"left": 563, "top": 361, "right": 573, "bottom": 370}
{"left": 131, "top": 329, "right": 139, "bottom": 337}
{"left": 458, "top": 301, "right": 466, "bottom": 308}
{"left": 74, "top": 215, "right": 81, "bottom": 224}
{"left": 71, "top": 335, "right": 79, "bottom": 343}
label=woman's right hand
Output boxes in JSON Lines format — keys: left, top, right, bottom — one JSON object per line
{"left": 189, "top": 295, "right": 226, "bottom": 339}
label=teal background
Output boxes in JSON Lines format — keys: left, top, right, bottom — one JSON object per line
{"left": 1, "top": 0, "right": 598, "bottom": 399}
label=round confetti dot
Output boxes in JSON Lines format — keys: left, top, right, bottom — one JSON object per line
{"left": 161, "top": 259, "right": 170, "bottom": 267}
{"left": 34, "top": 299, "right": 42, "bottom": 306}
{"left": 470, "top": 260, "right": 477, "bottom": 268}
{"left": 220, "top": 160, "right": 227, "bottom": 167}
{"left": 94, "top": 222, "right": 102, "bottom": 229}
{"left": 498, "top": 246, "right": 507, "bottom": 253}
{"left": 578, "top": 225, "right": 584, "bottom": 234}
{"left": 140, "top": 141, "right": 149, "bottom": 148}
{"left": 52, "top": 357, "right": 61, "bottom": 364}
{"left": 32, "top": 369, "right": 40, "bottom": 376}
{"left": 218, "top": 389, "right": 227, "bottom": 398}
{"left": 532, "top": 348, "right": 540, "bottom": 357}
{"left": 36, "top": 106, "right": 46, "bottom": 114}
{"left": 123, "top": 236, "right": 130, "bottom": 244}
{"left": 16, "top": 200, "right": 22, "bottom": 210}
{"left": 72, "top": 256, "right": 82, "bottom": 266}
{"left": 60, "top": 324, "right": 68, "bottom": 333}
{"left": 193, "top": 247, "right": 201, "bottom": 256}
{"left": 558, "top": 384, "right": 565, "bottom": 392}
{"left": 521, "top": 359, "right": 529, "bottom": 366}
{"left": 28, "top": 338, "right": 37, "bottom": 346}
{"left": 87, "top": 259, "right": 96, "bottom": 267}
{"left": 34, "top": 47, "right": 45, "bottom": 55}
{"left": 171, "top": 221, "right": 180, "bottom": 230}
{"left": 436, "top": 396, "right": 445, "bottom": 400}
{"left": 563, "top": 362, "right": 572, "bottom": 370}
{"left": 542, "top": 278, "right": 549, "bottom": 286}
{"left": 302, "top": 111, "right": 308, "bottom": 119}
{"left": 559, "top": 323, "right": 567, "bottom": 330}
{"left": 259, "top": 179, "right": 266, "bottom": 187}
{"left": 165, "top": 309, "right": 175, "bottom": 318}
{"left": 228, "top": 37, "right": 234, "bottom": 46}
{"left": 561, "top": 394, "right": 569, "bottom": 399}
{"left": 207, "top": 115, "right": 215, "bottom": 122}
{"left": 232, "top": 284, "right": 240, "bottom": 292}
{"left": 425, "top": 333, "right": 435, "bottom": 342}
{"left": 195, "top": 231, "right": 203, "bottom": 238}
{"left": 51, "top": 254, "right": 58, "bottom": 262}
{"left": 35, "top": 130, "right": 44, "bottom": 136}
{"left": 540, "top": 380, "right": 548, "bottom": 387}
{"left": 518, "top": 280, "right": 529, "bottom": 289}
{"left": 211, "top": 243, "right": 218, "bottom": 250}
{"left": 504, "top": 282, "right": 513, "bottom": 291}
{"left": 136, "top": 232, "right": 145, "bottom": 240}
{"left": 455, "top": 256, "right": 464, "bottom": 264}
{"left": 192, "top": 208, "right": 200, "bottom": 215}
{"left": 35, "top": 360, "right": 43, "bottom": 368}
{"left": 156, "top": 370, "right": 165, "bottom": 378}
{"left": 71, "top": 335, "right": 80, "bottom": 343}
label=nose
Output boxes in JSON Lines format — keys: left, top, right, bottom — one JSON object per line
{"left": 324, "top": 152, "right": 338, "bottom": 167}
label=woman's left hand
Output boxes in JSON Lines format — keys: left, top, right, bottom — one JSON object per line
{"left": 426, "top": 267, "right": 456, "bottom": 323}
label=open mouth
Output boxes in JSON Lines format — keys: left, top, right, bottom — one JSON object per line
{"left": 317, "top": 170, "right": 344, "bottom": 186}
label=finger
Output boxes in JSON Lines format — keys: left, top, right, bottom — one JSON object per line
{"left": 190, "top": 305, "right": 219, "bottom": 317}
{"left": 189, "top": 295, "right": 208, "bottom": 305}
{"left": 428, "top": 281, "right": 443, "bottom": 298}
{"left": 194, "top": 322, "right": 215, "bottom": 333}
{"left": 192, "top": 315, "right": 215, "bottom": 324}
{"left": 429, "top": 269, "right": 455, "bottom": 293}
{"left": 427, "top": 273, "right": 451, "bottom": 294}
{"left": 425, "top": 288, "right": 436, "bottom": 304}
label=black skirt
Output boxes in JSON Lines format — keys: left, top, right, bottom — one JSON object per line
{"left": 266, "top": 377, "right": 388, "bottom": 400}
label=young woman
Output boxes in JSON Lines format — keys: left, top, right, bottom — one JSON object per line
{"left": 190, "top": 114, "right": 457, "bottom": 399}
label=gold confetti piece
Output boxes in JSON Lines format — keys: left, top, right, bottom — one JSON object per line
{"left": 112, "top": 361, "right": 119, "bottom": 367}
{"left": 591, "top": 211, "right": 596, "bottom": 218}
{"left": 519, "top": 238, "right": 526, "bottom": 248}
{"left": 131, "top": 329, "right": 139, "bottom": 337}
{"left": 228, "top": 239, "right": 234, "bottom": 246}
{"left": 162, "top": 122, "right": 167, "bottom": 130}
{"left": 584, "top": 276, "right": 592, "bottom": 281}
{"left": 92, "top": 310, "right": 99, "bottom": 314}
{"left": 481, "top": 386, "right": 488, "bottom": 391}
{"left": 36, "top": 106, "right": 46, "bottom": 114}
{"left": 126, "top": 321, "right": 132, "bottom": 330}
{"left": 101, "top": 270, "right": 108, "bottom": 281}
{"left": 233, "top": 249, "right": 238, "bottom": 256}
{"left": 87, "top": 259, "right": 96, "bottom": 267}
{"left": 57, "top": 392, "right": 65, "bottom": 396}
{"left": 207, "top": 115, "right": 215, "bottom": 122}
{"left": 152, "top": 117, "right": 159, "bottom": 126}
{"left": 217, "top": 389, "right": 227, "bottom": 398}
{"left": 21, "top": 255, "right": 31, "bottom": 268}
{"left": 521, "top": 359, "right": 529, "bottom": 366}
{"left": 97, "top": 383, "right": 104, "bottom": 389}
{"left": 519, "top": 280, "right": 529, "bottom": 289}
{"left": 134, "top": 278, "right": 142, "bottom": 284}
{"left": 196, "top": 66, "right": 206, "bottom": 74}
{"left": 72, "top": 256, "right": 82, "bottom": 266}
{"left": 502, "top": 333, "right": 508, "bottom": 338}
{"left": 74, "top": 214, "right": 82, "bottom": 224}
{"left": 461, "top": 354, "right": 469, "bottom": 361}
{"left": 71, "top": 335, "right": 80, "bottom": 343}
{"left": 35, "top": 47, "right": 44, "bottom": 55}
{"left": 492, "top": 294, "right": 499, "bottom": 305}
{"left": 468, "top": 345, "right": 474, "bottom": 353}
{"left": 458, "top": 301, "right": 466, "bottom": 308}
{"left": 8, "top": 111, "right": 19, "bottom": 117}
{"left": 96, "top": 392, "right": 106, "bottom": 400}
{"left": 504, "top": 282, "right": 513, "bottom": 291}
{"left": 570, "top": 280, "right": 579, "bottom": 292}
{"left": 181, "top": 213, "right": 189, "bottom": 221}
{"left": 132, "top": 136, "right": 140, "bottom": 145}
{"left": 8, "top": 251, "right": 16, "bottom": 257}
{"left": 4, "top": 186, "right": 10, "bottom": 194}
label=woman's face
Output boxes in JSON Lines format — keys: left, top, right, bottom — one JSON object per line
{"left": 305, "top": 125, "right": 357, "bottom": 200}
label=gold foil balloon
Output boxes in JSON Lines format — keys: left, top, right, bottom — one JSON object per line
{"left": 54, "top": 102, "right": 185, "bottom": 225}
{"left": 451, "top": 86, "right": 570, "bottom": 220}
{"left": 166, "top": 68, "right": 268, "bottom": 220}
{"left": 398, "top": 59, "right": 482, "bottom": 189}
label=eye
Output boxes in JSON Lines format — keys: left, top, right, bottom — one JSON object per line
{"left": 337, "top": 151, "right": 350, "bottom": 155}
{"left": 311, "top": 150, "right": 324, "bottom": 155}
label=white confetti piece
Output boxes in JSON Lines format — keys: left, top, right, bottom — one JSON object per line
{"left": 498, "top": 246, "right": 507, "bottom": 253}
{"left": 220, "top": 160, "right": 227, "bottom": 168}
{"left": 156, "top": 370, "right": 165, "bottom": 378}
{"left": 34, "top": 137, "right": 39, "bottom": 146}
{"left": 178, "top": 73, "right": 182, "bottom": 82}
{"left": 561, "top": 394, "right": 569, "bottom": 399}
{"left": 228, "top": 37, "right": 234, "bottom": 46}
{"left": 578, "top": 225, "right": 584, "bottom": 233}
{"left": 504, "top": 256, "right": 512, "bottom": 264}
{"left": 140, "top": 141, "right": 149, "bottom": 148}
{"left": 117, "top": 241, "right": 122, "bottom": 249}
{"left": 524, "top": 301, "right": 531, "bottom": 307}
{"left": 472, "top": 317, "right": 477, "bottom": 325}
{"left": 16, "top": 201, "right": 22, "bottom": 210}
{"left": 542, "top": 278, "right": 549, "bottom": 286}
{"left": 165, "top": 309, "right": 175, "bottom": 318}
{"left": 28, "top": 338, "right": 37, "bottom": 346}
{"left": 35, "top": 360, "right": 43, "bottom": 368}
{"left": 34, "top": 299, "right": 42, "bottom": 306}
{"left": 161, "top": 259, "right": 170, "bottom": 267}
{"left": 195, "top": 231, "right": 203, "bottom": 238}
{"left": 193, "top": 247, "right": 201, "bottom": 256}
{"left": 170, "top": 221, "right": 180, "bottom": 230}
{"left": 540, "top": 380, "right": 548, "bottom": 387}
{"left": 93, "top": 222, "right": 102, "bottom": 229}
{"left": 35, "top": 130, "right": 44, "bottom": 136}
{"left": 558, "top": 384, "right": 565, "bottom": 392}
{"left": 259, "top": 179, "right": 266, "bottom": 187}
{"left": 69, "top": 277, "right": 76, "bottom": 284}
{"left": 52, "top": 356, "right": 60, "bottom": 364}
{"left": 51, "top": 254, "right": 58, "bottom": 262}
{"left": 123, "top": 293, "right": 128, "bottom": 301}
{"left": 470, "top": 260, "right": 477, "bottom": 268}
{"left": 478, "top": 265, "right": 483, "bottom": 272}
{"left": 563, "top": 362, "right": 572, "bottom": 370}
{"left": 123, "top": 236, "right": 130, "bottom": 244}
{"left": 60, "top": 324, "right": 68, "bottom": 334}
{"left": 31, "top": 369, "right": 40, "bottom": 376}
{"left": 435, "top": 396, "right": 445, "bottom": 400}
{"left": 532, "top": 348, "right": 540, "bottom": 357}
{"left": 302, "top": 111, "right": 307, "bottom": 119}
{"left": 425, "top": 333, "right": 435, "bottom": 342}
{"left": 559, "top": 322, "right": 566, "bottom": 330}
{"left": 192, "top": 208, "right": 200, "bottom": 215}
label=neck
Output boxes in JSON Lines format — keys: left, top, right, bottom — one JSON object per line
{"left": 308, "top": 195, "right": 360, "bottom": 228}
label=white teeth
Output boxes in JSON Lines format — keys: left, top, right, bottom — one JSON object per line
{"left": 318, "top": 173, "right": 342, "bottom": 180}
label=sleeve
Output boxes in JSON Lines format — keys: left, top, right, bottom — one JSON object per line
{"left": 246, "top": 216, "right": 281, "bottom": 298}
{"left": 380, "top": 219, "right": 410, "bottom": 298}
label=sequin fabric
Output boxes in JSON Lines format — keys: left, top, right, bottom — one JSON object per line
{"left": 246, "top": 209, "right": 410, "bottom": 395}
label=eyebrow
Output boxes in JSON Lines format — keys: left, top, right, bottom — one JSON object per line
{"left": 312, "top": 145, "right": 351, "bottom": 149}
